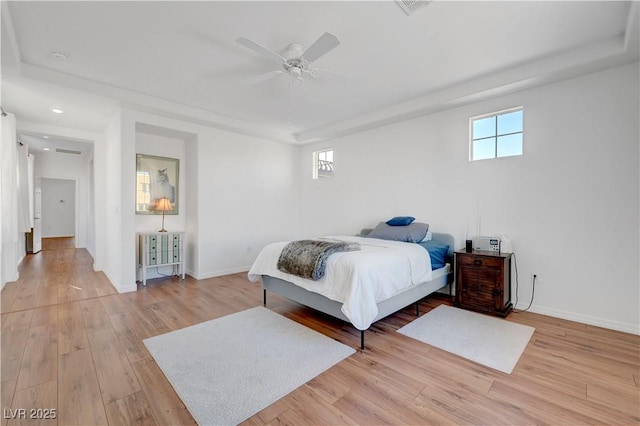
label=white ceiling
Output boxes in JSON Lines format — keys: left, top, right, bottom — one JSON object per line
{"left": 1, "top": 1, "right": 638, "bottom": 145}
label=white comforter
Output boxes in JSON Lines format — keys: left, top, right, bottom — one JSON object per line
{"left": 247, "top": 235, "right": 432, "bottom": 330}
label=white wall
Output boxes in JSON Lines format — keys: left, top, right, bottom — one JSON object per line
{"left": 185, "top": 128, "right": 199, "bottom": 277}
{"left": 101, "top": 112, "right": 125, "bottom": 291}
{"left": 195, "top": 127, "right": 300, "bottom": 278}
{"left": 86, "top": 159, "right": 95, "bottom": 258}
{"left": 299, "top": 62, "right": 640, "bottom": 334}
{"left": 118, "top": 109, "right": 300, "bottom": 290}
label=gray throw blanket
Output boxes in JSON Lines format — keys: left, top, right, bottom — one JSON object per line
{"left": 277, "top": 239, "right": 360, "bottom": 281}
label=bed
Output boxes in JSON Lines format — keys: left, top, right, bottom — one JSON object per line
{"left": 247, "top": 227, "right": 454, "bottom": 349}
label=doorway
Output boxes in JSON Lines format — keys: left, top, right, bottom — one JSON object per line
{"left": 41, "top": 178, "right": 76, "bottom": 242}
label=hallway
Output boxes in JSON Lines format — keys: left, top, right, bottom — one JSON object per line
{"left": 1, "top": 238, "right": 116, "bottom": 313}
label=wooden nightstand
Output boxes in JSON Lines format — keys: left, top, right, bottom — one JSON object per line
{"left": 454, "top": 249, "right": 513, "bottom": 317}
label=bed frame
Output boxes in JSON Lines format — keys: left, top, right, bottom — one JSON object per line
{"left": 262, "top": 232, "right": 455, "bottom": 349}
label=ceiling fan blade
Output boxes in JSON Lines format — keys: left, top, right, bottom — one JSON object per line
{"left": 242, "top": 70, "right": 283, "bottom": 85}
{"left": 236, "top": 37, "right": 287, "bottom": 65}
{"left": 301, "top": 32, "right": 340, "bottom": 63}
{"left": 311, "top": 67, "right": 349, "bottom": 79}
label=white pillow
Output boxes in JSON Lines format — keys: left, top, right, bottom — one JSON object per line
{"left": 420, "top": 231, "right": 433, "bottom": 242}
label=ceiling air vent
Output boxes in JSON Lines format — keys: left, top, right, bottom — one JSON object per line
{"left": 395, "top": 0, "right": 429, "bottom": 16}
{"left": 56, "top": 148, "right": 82, "bottom": 155}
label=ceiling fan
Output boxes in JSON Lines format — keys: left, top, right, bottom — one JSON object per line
{"left": 236, "top": 32, "right": 341, "bottom": 84}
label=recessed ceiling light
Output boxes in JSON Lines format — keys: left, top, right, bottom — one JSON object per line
{"left": 43, "top": 148, "right": 51, "bottom": 151}
{"left": 43, "top": 135, "right": 49, "bottom": 139}
{"left": 51, "top": 108, "right": 64, "bottom": 114}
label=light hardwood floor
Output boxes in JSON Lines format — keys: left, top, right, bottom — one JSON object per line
{"left": 1, "top": 238, "right": 639, "bottom": 425}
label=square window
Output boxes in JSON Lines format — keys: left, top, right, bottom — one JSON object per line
{"left": 313, "top": 149, "right": 334, "bottom": 179}
{"left": 470, "top": 107, "right": 523, "bottom": 161}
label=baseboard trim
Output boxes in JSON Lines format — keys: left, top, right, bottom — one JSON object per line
{"left": 102, "top": 269, "right": 137, "bottom": 294}
{"left": 117, "top": 284, "right": 138, "bottom": 293}
{"left": 189, "top": 266, "right": 250, "bottom": 280}
{"left": 3, "top": 272, "right": 19, "bottom": 285}
{"left": 515, "top": 303, "right": 640, "bottom": 335}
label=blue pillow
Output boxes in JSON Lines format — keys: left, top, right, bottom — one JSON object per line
{"left": 418, "top": 241, "right": 450, "bottom": 270}
{"left": 385, "top": 216, "right": 415, "bottom": 226}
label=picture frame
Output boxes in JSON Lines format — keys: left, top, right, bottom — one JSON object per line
{"left": 136, "top": 154, "right": 179, "bottom": 215}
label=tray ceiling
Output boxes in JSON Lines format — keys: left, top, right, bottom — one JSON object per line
{"left": 2, "top": 1, "right": 638, "bottom": 143}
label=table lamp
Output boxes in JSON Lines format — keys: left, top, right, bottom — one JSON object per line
{"left": 155, "top": 196, "right": 173, "bottom": 232}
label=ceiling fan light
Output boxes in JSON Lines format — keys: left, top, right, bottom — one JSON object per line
{"left": 289, "top": 66, "right": 302, "bottom": 78}
{"left": 284, "top": 43, "right": 304, "bottom": 61}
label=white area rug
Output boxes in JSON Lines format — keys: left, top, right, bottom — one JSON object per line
{"left": 397, "top": 304, "right": 534, "bottom": 374}
{"left": 144, "top": 306, "right": 354, "bottom": 425}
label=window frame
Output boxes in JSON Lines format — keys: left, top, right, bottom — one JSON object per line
{"left": 312, "top": 148, "right": 334, "bottom": 180}
{"left": 469, "top": 106, "right": 524, "bottom": 161}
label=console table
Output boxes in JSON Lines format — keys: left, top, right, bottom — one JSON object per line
{"left": 138, "top": 232, "right": 185, "bottom": 286}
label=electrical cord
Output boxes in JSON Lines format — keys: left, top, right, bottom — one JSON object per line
{"left": 520, "top": 274, "right": 536, "bottom": 312}
{"left": 156, "top": 267, "right": 177, "bottom": 278}
{"left": 136, "top": 267, "right": 177, "bottom": 284}
{"left": 512, "top": 251, "right": 536, "bottom": 313}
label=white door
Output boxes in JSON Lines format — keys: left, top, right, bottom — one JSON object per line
{"left": 41, "top": 178, "right": 75, "bottom": 238}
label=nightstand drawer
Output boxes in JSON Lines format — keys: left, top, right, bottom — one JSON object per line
{"left": 459, "top": 266, "right": 501, "bottom": 287}
{"left": 148, "top": 242, "right": 182, "bottom": 252}
{"left": 457, "top": 254, "right": 503, "bottom": 269}
{"left": 146, "top": 250, "right": 182, "bottom": 265}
